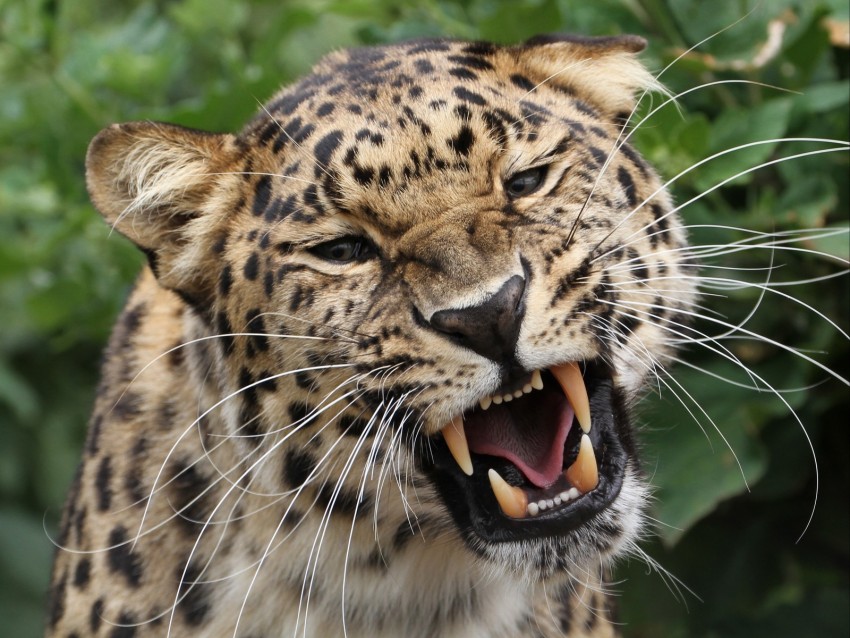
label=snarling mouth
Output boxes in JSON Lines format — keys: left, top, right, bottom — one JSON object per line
{"left": 425, "top": 361, "right": 630, "bottom": 542}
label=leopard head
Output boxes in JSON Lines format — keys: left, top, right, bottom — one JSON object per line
{"left": 86, "top": 34, "right": 696, "bottom": 580}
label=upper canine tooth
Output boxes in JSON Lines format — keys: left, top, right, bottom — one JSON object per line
{"left": 531, "top": 370, "right": 543, "bottom": 390}
{"left": 488, "top": 469, "right": 528, "bottom": 518}
{"left": 479, "top": 396, "right": 492, "bottom": 410}
{"left": 441, "top": 417, "right": 473, "bottom": 476}
{"left": 551, "top": 362, "right": 591, "bottom": 433}
{"left": 565, "top": 434, "right": 599, "bottom": 494}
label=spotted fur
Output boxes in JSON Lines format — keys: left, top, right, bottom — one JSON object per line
{"left": 48, "top": 35, "right": 698, "bottom": 637}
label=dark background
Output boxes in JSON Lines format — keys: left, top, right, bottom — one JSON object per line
{"left": 1, "top": 1, "right": 847, "bottom": 635}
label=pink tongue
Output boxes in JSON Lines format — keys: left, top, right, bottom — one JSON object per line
{"left": 465, "top": 392, "right": 574, "bottom": 488}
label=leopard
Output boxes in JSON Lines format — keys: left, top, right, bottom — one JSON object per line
{"left": 45, "top": 34, "right": 701, "bottom": 637}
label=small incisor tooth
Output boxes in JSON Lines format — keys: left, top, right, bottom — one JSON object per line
{"left": 441, "top": 417, "right": 473, "bottom": 476}
{"left": 551, "top": 362, "right": 591, "bottom": 433}
{"left": 488, "top": 469, "right": 528, "bottom": 518}
{"left": 565, "top": 434, "right": 599, "bottom": 494}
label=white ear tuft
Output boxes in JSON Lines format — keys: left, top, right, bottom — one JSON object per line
{"left": 513, "top": 34, "right": 665, "bottom": 117}
{"left": 86, "top": 121, "right": 238, "bottom": 301}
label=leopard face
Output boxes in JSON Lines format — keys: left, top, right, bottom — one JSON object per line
{"left": 54, "top": 34, "right": 697, "bottom": 636}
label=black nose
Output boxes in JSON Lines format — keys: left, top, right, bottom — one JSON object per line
{"left": 429, "top": 275, "right": 527, "bottom": 363}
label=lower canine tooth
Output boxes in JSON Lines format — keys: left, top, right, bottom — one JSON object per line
{"left": 488, "top": 469, "right": 528, "bottom": 518}
{"left": 441, "top": 417, "right": 473, "bottom": 476}
{"left": 565, "top": 434, "right": 599, "bottom": 494}
{"left": 531, "top": 370, "right": 543, "bottom": 390}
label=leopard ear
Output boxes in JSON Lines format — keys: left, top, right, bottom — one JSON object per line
{"left": 513, "top": 34, "right": 663, "bottom": 118}
{"left": 86, "top": 121, "right": 239, "bottom": 301}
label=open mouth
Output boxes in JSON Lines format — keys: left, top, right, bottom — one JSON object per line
{"left": 425, "top": 361, "right": 629, "bottom": 543}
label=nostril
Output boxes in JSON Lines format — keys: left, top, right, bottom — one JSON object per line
{"left": 428, "top": 275, "right": 527, "bottom": 363}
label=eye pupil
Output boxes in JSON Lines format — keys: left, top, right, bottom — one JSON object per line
{"left": 506, "top": 167, "right": 546, "bottom": 198}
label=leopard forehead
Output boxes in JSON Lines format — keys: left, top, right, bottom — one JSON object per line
{"left": 237, "top": 37, "right": 656, "bottom": 236}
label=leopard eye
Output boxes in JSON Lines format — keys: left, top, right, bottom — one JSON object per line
{"left": 308, "top": 236, "right": 375, "bottom": 263}
{"left": 505, "top": 166, "right": 548, "bottom": 198}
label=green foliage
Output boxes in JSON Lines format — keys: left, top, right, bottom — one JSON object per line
{"left": 0, "top": 1, "right": 846, "bottom": 635}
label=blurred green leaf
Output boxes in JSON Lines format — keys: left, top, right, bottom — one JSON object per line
{"left": 695, "top": 98, "right": 793, "bottom": 191}
{"left": 641, "top": 363, "right": 772, "bottom": 545}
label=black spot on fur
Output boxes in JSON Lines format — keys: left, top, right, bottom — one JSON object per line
{"left": 85, "top": 415, "right": 103, "bottom": 455}
{"left": 112, "top": 391, "right": 142, "bottom": 421}
{"left": 90, "top": 598, "right": 105, "bottom": 632}
{"left": 252, "top": 175, "right": 272, "bottom": 217}
{"left": 572, "top": 99, "right": 599, "bottom": 118}
{"left": 339, "top": 414, "right": 370, "bottom": 438}
{"left": 617, "top": 165, "right": 637, "bottom": 208}
{"left": 317, "top": 481, "right": 365, "bottom": 517}
{"left": 294, "top": 371, "right": 314, "bottom": 390}
{"left": 314, "top": 130, "right": 344, "bottom": 176}
{"left": 211, "top": 232, "right": 228, "bottom": 254}
{"left": 73, "top": 558, "right": 91, "bottom": 588}
{"left": 170, "top": 459, "right": 212, "bottom": 534}
{"left": 243, "top": 252, "right": 260, "bottom": 281}
{"left": 353, "top": 164, "right": 375, "bottom": 186}
{"left": 316, "top": 102, "right": 335, "bottom": 117}
{"left": 553, "top": 258, "right": 591, "bottom": 303}
{"left": 453, "top": 86, "right": 487, "bottom": 105}
{"left": 588, "top": 146, "right": 607, "bottom": 167}
{"left": 414, "top": 58, "right": 434, "bottom": 74}
{"left": 448, "top": 54, "right": 494, "bottom": 70}
{"left": 448, "top": 126, "right": 475, "bottom": 157}
{"left": 179, "top": 563, "right": 210, "bottom": 626}
{"left": 269, "top": 88, "right": 316, "bottom": 115}
{"left": 218, "top": 265, "right": 233, "bottom": 296}
{"left": 237, "top": 367, "right": 263, "bottom": 444}
{"left": 215, "top": 311, "right": 234, "bottom": 354}
{"left": 284, "top": 448, "right": 318, "bottom": 489}
{"left": 510, "top": 74, "right": 535, "bottom": 91}
{"left": 95, "top": 455, "right": 112, "bottom": 511}
{"left": 286, "top": 405, "right": 310, "bottom": 432}
{"left": 108, "top": 612, "right": 137, "bottom": 638}
{"left": 245, "top": 309, "right": 269, "bottom": 353}
{"left": 481, "top": 111, "right": 507, "bottom": 145}
{"left": 449, "top": 67, "right": 477, "bottom": 80}
{"left": 378, "top": 165, "right": 392, "bottom": 187}
{"left": 107, "top": 525, "right": 143, "bottom": 587}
